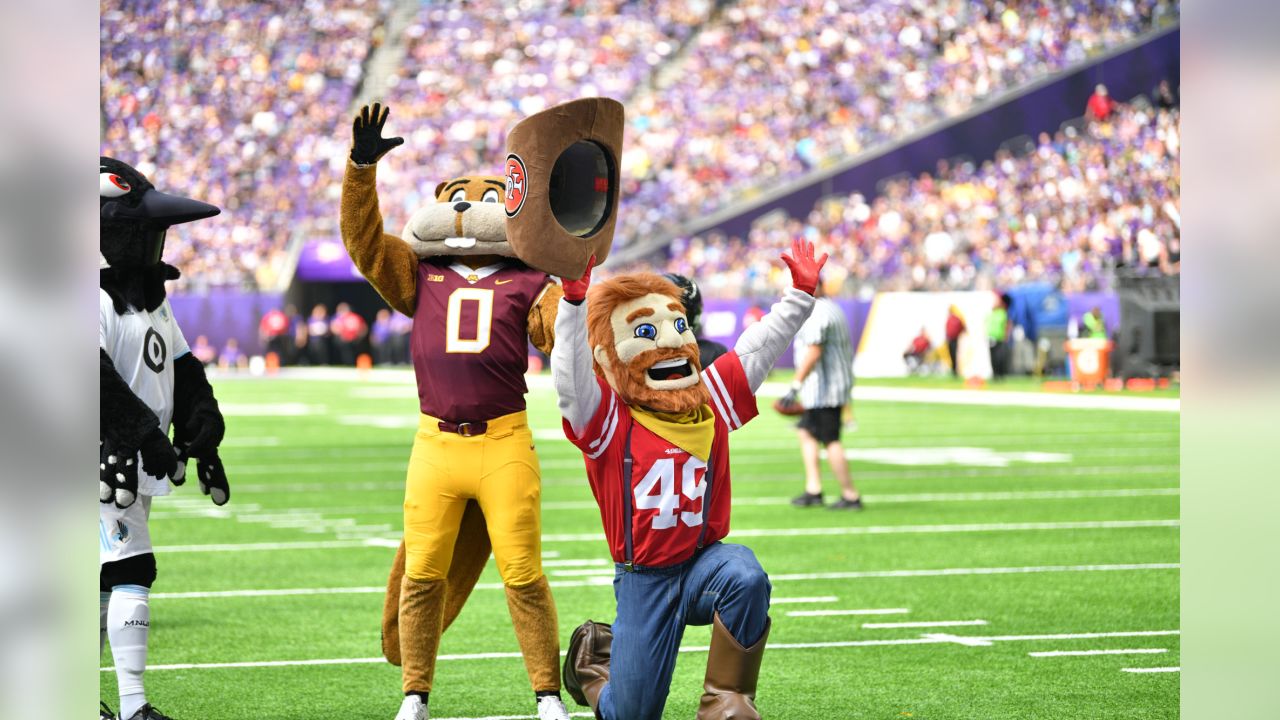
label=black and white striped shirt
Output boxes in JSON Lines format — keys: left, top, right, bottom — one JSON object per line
{"left": 793, "top": 298, "right": 854, "bottom": 409}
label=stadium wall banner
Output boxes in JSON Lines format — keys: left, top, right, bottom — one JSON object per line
{"left": 701, "top": 298, "right": 872, "bottom": 370}
{"left": 169, "top": 290, "right": 283, "bottom": 356}
{"left": 295, "top": 238, "right": 368, "bottom": 282}
{"left": 854, "top": 291, "right": 996, "bottom": 378}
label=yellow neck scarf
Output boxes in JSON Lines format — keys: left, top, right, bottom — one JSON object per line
{"left": 629, "top": 404, "right": 716, "bottom": 461}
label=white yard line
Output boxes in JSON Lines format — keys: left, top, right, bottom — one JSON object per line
{"left": 149, "top": 563, "right": 1177, "bottom": 600}
{"left": 771, "top": 596, "right": 839, "bottom": 605}
{"left": 766, "top": 563, "right": 1178, "bottom": 584}
{"left": 787, "top": 608, "right": 909, "bottom": 617}
{"left": 862, "top": 619, "right": 987, "bottom": 629}
{"left": 1029, "top": 648, "right": 1168, "bottom": 657}
{"left": 102, "top": 629, "right": 1180, "bottom": 672}
{"left": 1122, "top": 666, "right": 1180, "bottom": 673}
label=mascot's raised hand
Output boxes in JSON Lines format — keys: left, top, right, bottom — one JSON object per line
{"left": 779, "top": 237, "right": 828, "bottom": 297}
{"left": 351, "top": 102, "right": 405, "bottom": 166}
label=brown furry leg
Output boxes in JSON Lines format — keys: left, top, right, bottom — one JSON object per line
{"left": 381, "top": 541, "right": 407, "bottom": 666}
{"left": 399, "top": 574, "right": 446, "bottom": 693}
{"left": 381, "top": 502, "right": 492, "bottom": 665}
{"left": 504, "top": 575, "right": 561, "bottom": 692}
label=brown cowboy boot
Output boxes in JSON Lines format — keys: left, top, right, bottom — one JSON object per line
{"left": 562, "top": 620, "right": 612, "bottom": 714}
{"left": 696, "top": 613, "right": 770, "bottom": 719}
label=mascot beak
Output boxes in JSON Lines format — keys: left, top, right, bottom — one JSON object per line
{"left": 104, "top": 187, "right": 221, "bottom": 226}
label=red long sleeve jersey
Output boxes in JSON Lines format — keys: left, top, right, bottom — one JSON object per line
{"left": 564, "top": 351, "right": 759, "bottom": 568}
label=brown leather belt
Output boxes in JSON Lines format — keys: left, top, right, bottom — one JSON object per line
{"left": 437, "top": 420, "right": 487, "bottom": 437}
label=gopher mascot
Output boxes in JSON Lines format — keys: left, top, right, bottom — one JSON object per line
{"left": 340, "top": 99, "right": 621, "bottom": 720}
{"left": 552, "top": 240, "right": 826, "bottom": 720}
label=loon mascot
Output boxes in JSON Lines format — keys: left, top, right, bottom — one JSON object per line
{"left": 99, "top": 156, "right": 230, "bottom": 720}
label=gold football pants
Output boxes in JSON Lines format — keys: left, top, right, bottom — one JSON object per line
{"left": 403, "top": 410, "right": 543, "bottom": 587}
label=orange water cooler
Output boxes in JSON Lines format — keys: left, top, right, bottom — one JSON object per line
{"left": 1064, "top": 338, "right": 1113, "bottom": 389}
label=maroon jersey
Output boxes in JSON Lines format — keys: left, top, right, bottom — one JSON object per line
{"left": 412, "top": 260, "right": 550, "bottom": 421}
{"left": 564, "top": 352, "right": 759, "bottom": 567}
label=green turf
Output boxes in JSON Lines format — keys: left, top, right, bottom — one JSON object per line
{"left": 101, "top": 372, "right": 1179, "bottom": 719}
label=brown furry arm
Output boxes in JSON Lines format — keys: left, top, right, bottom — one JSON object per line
{"left": 526, "top": 282, "right": 563, "bottom": 355}
{"left": 340, "top": 160, "right": 418, "bottom": 316}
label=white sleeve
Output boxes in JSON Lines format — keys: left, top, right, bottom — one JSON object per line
{"left": 99, "top": 290, "right": 115, "bottom": 351}
{"left": 733, "top": 288, "right": 815, "bottom": 392}
{"left": 164, "top": 300, "right": 191, "bottom": 359}
{"left": 552, "top": 298, "right": 603, "bottom": 436}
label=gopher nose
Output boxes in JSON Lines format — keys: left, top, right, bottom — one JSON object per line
{"left": 453, "top": 201, "right": 471, "bottom": 212}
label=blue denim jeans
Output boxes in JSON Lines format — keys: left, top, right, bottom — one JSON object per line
{"left": 596, "top": 542, "right": 771, "bottom": 720}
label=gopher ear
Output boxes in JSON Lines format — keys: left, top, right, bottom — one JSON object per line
{"left": 434, "top": 181, "right": 447, "bottom": 200}
{"left": 593, "top": 345, "right": 611, "bottom": 370}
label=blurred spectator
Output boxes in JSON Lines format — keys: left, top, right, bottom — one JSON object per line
{"left": 370, "top": 308, "right": 394, "bottom": 365}
{"left": 945, "top": 305, "right": 966, "bottom": 378}
{"left": 259, "top": 307, "right": 291, "bottom": 364}
{"left": 1153, "top": 79, "right": 1178, "bottom": 110}
{"left": 903, "top": 326, "right": 932, "bottom": 375}
{"left": 1086, "top": 83, "right": 1116, "bottom": 121}
{"left": 306, "top": 304, "right": 331, "bottom": 365}
{"left": 218, "top": 337, "right": 248, "bottom": 371}
{"left": 1083, "top": 306, "right": 1108, "bottom": 340}
{"left": 389, "top": 310, "right": 413, "bottom": 364}
{"left": 190, "top": 334, "right": 217, "bottom": 366}
{"left": 330, "top": 302, "right": 368, "bottom": 366}
{"left": 987, "top": 292, "right": 1011, "bottom": 379}
{"left": 288, "top": 303, "right": 308, "bottom": 366}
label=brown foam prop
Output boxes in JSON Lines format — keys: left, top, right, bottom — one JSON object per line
{"left": 503, "top": 97, "right": 624, "bottom": 279}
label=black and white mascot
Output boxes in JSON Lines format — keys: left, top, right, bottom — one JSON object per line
{"left": 99, "top": 156, "right": 229, "bottom": 720}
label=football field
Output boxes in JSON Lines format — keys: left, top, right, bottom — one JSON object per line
{"left": 101, "top": 370, "right": 1180, "bottom": 719}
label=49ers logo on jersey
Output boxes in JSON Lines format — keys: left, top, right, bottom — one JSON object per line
{"left": 504, "top": 153, "right": 527, "bottom": 218}
{"left": 142, "top": 327, "right": 167, "bottom": 372}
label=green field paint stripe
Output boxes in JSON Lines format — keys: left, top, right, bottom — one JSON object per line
{"left": 541, "top": 519, "right": 1179, "bottom": 543}
{"left": 1122, "top": 666, "right": 1180, "bottom": 673}
{"left": 226, "top": 464, "right": 1178, "bottom": 491}
{"left": 150, "top": 563, "right": 1178, "bottom": 599}
{"left": 100, "top": 629, "right": 1180, "bottom": 672}
{"left": 151, "top": 519, "right": 1178, "bottom": 553}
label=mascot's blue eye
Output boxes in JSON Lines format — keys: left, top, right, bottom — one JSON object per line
{"left": 634, "top": 323, "right": 657, "bottom": 340}
{"left": 675, "top": 318, "right": 688, "bottom": 334}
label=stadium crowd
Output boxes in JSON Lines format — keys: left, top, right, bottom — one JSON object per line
{"left": 101, "top": 0, "right": 1176, "bottom": 293}
{"left": 638, "top": 98, "right": 1181, "bottom": 299}
{"left": 100, "top": 0, "right": 390, "bottom": 291}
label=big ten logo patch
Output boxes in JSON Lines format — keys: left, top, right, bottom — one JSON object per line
{"left": 143, "top": 328, "right": 167, "bottom": 373}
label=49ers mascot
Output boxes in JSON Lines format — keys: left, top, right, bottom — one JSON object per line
{"left": 553, "top": 240, "right": 826, "bottom": 719}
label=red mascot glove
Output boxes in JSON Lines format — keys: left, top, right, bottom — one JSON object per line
{"left": 780, "top": 238, "right": 828, "bottom": 296}
{"left": 562, "top": 255, "right": 595, "bottom": 305}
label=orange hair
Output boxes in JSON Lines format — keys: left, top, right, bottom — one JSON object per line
{"left": 586, "top": 273, "right": 684, "bottom": 370}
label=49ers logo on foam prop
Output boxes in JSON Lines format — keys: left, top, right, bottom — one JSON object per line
{"left": 503, "top": 153, "right": 527, "bottom": 218}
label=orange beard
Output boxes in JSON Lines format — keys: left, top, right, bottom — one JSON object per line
{"left": 602, "top": 342, "right": 711, "bottom": 414}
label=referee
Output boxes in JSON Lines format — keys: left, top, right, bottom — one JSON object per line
{"left": 787, "top": 287, "right": 862, "bottom": 510}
